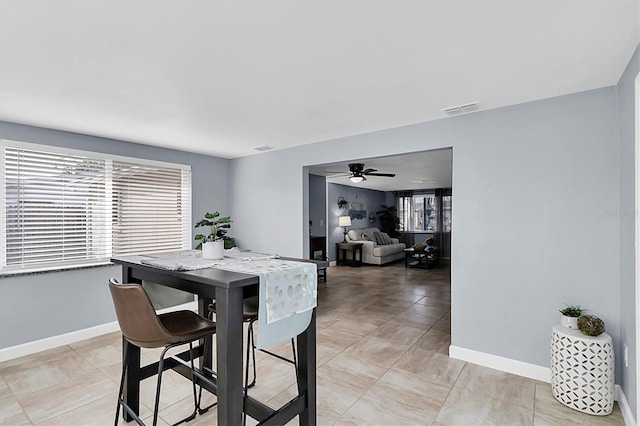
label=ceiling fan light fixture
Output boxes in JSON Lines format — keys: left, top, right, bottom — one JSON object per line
{"left": 349, "top": 175, "right": 364, "bottom": 183}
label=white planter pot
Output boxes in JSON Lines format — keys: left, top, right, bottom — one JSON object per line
{"left": 560, "top": 315, "right": 579, "bottom": 329}
{"left": 203, "top": 240, "right": 224, "bottom": 260}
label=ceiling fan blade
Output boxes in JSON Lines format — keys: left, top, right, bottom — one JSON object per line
{"left": 363, "top": 172, "right": 396, "bottom": 177}
{"left": 363, "top": 168, "right": 378, "bottom": 173}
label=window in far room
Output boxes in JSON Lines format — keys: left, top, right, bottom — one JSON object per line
{"left": 397, "top": 193, "right": 437, "bottom": 232}
{"left": 0, "top": 140, "right": 191, "bottom": 274}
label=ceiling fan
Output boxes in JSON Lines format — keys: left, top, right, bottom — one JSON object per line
{"left": 328, "top": 163, "right": 396, "bottom": 183}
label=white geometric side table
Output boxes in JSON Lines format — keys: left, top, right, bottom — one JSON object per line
{"left": 550, "top": 324, "right": 614, "bottom": 415}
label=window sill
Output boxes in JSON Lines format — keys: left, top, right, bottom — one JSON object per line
{"left": 400, "top": 230, "right": 435, "bottom": 234}
{"left": 0, "top": 261, "right": 115, "bottom": 278}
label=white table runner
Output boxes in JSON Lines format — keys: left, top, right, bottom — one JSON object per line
{"left": 213, "top": 258, "right": 317, "bottom": 348}
{"left": 140, "top": 250, "right": 318, "bottom": 348}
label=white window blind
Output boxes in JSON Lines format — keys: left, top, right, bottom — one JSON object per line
{"left": 1, "top": 141, "right": 191, "bottom": 274}
{"left": 111, "top": 161, "right": 190, "bottom": 255}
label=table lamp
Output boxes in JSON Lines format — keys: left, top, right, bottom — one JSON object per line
{"left": 338, "top": 216, "right": 351, "bottom": 242}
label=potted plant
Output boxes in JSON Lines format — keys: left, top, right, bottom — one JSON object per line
{"left": 559, "top": 304, "right": 583, "bottom": 329}
{"left": 376, "top": 204, "right": 400, "bottom": 237}
{"left": 195, "top": 211, "right": 232, "bottom": 259}
{"left": 577, "top": 315, "right": 606, "bottom": 336}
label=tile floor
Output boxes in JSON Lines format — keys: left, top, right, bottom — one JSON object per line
{"left": 0, "top": 262, "right": 625, "bottom": 425}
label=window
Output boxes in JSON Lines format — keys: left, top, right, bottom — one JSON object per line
{"left": 397, "top": 194, "right": 437, "bottom": 232}
{"left": 1, "top": 140, "right": 191, "bottom": 274}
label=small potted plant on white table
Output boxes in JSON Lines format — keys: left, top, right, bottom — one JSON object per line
{"left": 195, "top": 211, "right": 232, "bottom": 260}
{"left": 559, "top": 304, "right": 583, "bottom": 329}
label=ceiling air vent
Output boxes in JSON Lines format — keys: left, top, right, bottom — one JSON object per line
{"left": 440, "top": 101, "right": 479, "bottom": 115}
{"left": 253, "top": 145, "right": 274, "bottom": 152}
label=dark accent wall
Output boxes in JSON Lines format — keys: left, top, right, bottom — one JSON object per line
{"left": 308, "top": 174, "right": 326, "bottom": 237}
{"left": 327, "top": 183, "right": 386, "bottom": 261}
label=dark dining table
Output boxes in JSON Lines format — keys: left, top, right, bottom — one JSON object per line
{"left": 111, "top": 254, "right": 324, "bottom": 425}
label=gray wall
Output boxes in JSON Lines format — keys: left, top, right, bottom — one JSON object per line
{"left": 0, "top": 121, "right": 230, "bottom": 348}
{"left": 617, "top": 45, "right": 639, "bottom": 417}
{"left": 326, "top": 183, "right": 386, "bottom": 262}
{"left": 230, "top": 87, "right": 623, "bottom": 382}
{"left": 309, "top": 174, "right": 326, "bottom": 237}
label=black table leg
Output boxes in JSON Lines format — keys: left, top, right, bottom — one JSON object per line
{"left": 297, "top": 310, "right": 317, "bottom": 426}
{"left": 197, "top": 297, "right": 214, "bottom": 372}
{"left": 121, "top": 337, "right": 140, "bottom": 422}
{"left": 121, "top": 266, "right": 141, "bottom": 421}
{"left": 214, "top": 287, "right": 245, "bottom": 425}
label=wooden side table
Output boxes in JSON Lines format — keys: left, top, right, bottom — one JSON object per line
{"left": 550, "top": 325, "right": 614, "bottom": 415}
{"left": 336, "top": 242, "right": 363, "bottom": 267}
{"left": 309, "top": 236, "right": 326, "bottom": 260}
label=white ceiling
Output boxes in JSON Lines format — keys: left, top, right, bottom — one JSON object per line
{"left": 0, "top": 1, "right": 638, "bottom": 159}
{"left": 309, "top": 149, "right": 452, "bottom": 192}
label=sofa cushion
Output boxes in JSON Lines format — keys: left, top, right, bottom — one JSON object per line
{"left": 372, "top": 243, "right": 404, "bottom": 257}
{"left": 361, "top": 228, "right": 379, "bottom": 242}
{"left": 347, "top": 230, "right": 361, "bottom": 241}
{"left": 373, "top": 231, "right": 393, "bottom": 245}
{"left": 380, "top": 232, "right": 393, "bottom": 245}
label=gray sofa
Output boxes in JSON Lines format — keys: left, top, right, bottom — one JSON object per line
{"left": 345, "top": 227, "right": 406, "bottom": 265}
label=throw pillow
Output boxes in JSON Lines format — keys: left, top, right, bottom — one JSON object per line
{"left": 362, "top": 233, "right": 372, "bottom": 241}
{"left": 347, "top": 230, "right": 361, "bottom": 241}
{"left": 373, "top": 231, "right": 385, "bottom": 245}
{"left": 380, "top": 232, "right": 393, "bottom": 245}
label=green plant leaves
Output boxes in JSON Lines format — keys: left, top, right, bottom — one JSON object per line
{"left": 194, "top": 211, "right": 232, "bottom": 244}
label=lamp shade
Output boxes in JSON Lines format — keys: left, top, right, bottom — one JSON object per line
{"left": 349, "top": 175, "right": 364, "bottom": 183}
{"left": 338, "top": 216, "right": 351, "bottom": 227}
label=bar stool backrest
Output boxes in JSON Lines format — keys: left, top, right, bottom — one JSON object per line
{"left": 108, "top": 278, "right": 174, "bottom": 348}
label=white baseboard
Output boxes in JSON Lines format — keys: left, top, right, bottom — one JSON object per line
{"left": 450, "top": 345, "right": 636, "bottom": 425}
{"left": 615, "top": 385, "right": 637, "bottom": 426}
{"left": 329, "top": 261, "right": 337, "bottom": 266}
{"left": 0, "top": 301, "right": 198, "bottom": 362}
{"left": 449, "top": 345, "right": 551, "bottom": 382}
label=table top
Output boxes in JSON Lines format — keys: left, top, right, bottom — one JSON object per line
{"left": 336, "top": 242, "right": 363, "bottom": 248}
{"left": 111, "top": 254, "right": 258, "bottom": 288}
{"left": 404, "top": 246, "right": 438, "bottom": 253}
{"left": 111, "top": 253, "right": 328, "bottom": 290}
{"left": 552, "top": 324, "right": 611, "bottom": 341}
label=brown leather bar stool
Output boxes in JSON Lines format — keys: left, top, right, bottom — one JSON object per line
{"left": 108, "top": 278, "right": 217, "bottom": 426}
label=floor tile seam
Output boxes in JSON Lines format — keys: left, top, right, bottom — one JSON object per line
{"left": 394, "top": 313, "right": 446, "bottom": 329}
{"left": 397, "top": 303, "right": 449, "bottom": 318}
{"left": 67, "top": 343, "right": 122, "bottom": 375}
{"left": 333, "top": 361, "right": 396, "bottom": 423}
{"left": 532, "top": 382, "right": 541, "bottom": 425}
{"left": 3, "top": 355, "right": 108, "bottom": 405}
{"left": 315, "top": 346, "right": 344, "bottom": 368}
{"left": 431, "top": 359, "right": 468, "bottom": 424}
{"left": 0, "top": 345, "right": 78, "bottom": 377}
{"left": 1, "top": 384, "right": 34, "bottom": 426}
{"left": 382, "top": 329, "right": 429, "bottom": 348}
{"left": 314, "top": 368, "right": 368, "bottom": 395}
{"left": 448, "top": 372, "right": 539, "bottom": 417}
{"left": 30, "top": 393, "right": 111, "bottom": 426}
{"left": 359, "top": 374, "right": 447, "bottom": 426}
{"left": 157, "top": 393, "right": 201, "bottom": 424}
{"left": 26, "top": 382, "right": 115, "bottom": 426}
{"left": 315, "top": 379, "right": 368, "bottom": 419}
